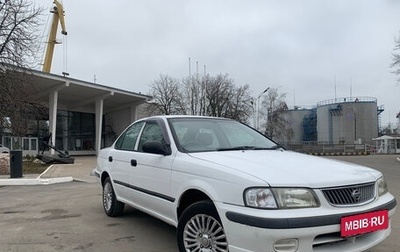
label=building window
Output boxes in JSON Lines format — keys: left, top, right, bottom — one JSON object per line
{"left": 56, "top": 111, "right": 95, "bottom": 152}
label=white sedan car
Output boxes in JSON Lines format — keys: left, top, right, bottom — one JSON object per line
{"left": 94, "top": 115, "right": 396, "bottom": 252}
{"left": 0, "top": 144, "right": 10, "bottom": 153}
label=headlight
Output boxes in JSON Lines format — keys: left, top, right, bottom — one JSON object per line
{"left": 244, "top": 188, "right": 319, "bottom": 209}
{"left": 273, "top": 188, "right": 319, "bottom": 209}
{"left": 377, "top": 177, "right": 388, "bottom": 197}
{"left": 244, "top": 188, "right": 277, "bottom": 209}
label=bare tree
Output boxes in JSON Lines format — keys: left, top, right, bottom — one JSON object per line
{"left": 260, "top": 88, "right": 293, "bottom": 141}
{"left": 181, "top": 75, "right": 205, "bottom": 115}
{"left": 146, "top": 74, "right": 182, "bottom": 115}
{"left": 224, "top": 84, "right": 253, "bottom": 123}
{"left": 391, "top": 33, "right": 400, "bottom": 121}
{"left": 391, "top": 33, "right": 400, "bottom": 83}
{"left": 0, "top": 0, "right": 44, "bottom": 68}
{"left": 206, "top": 74, "right": 234, "bottom": 118}
{"left": 147, "top": 73, "right": 253, "bottom": 123}
{"left": 0, "top": 69, "right": 47, "bottom": 137}
{"left": 0, "top": 0, "right": 46, "bottom": 138}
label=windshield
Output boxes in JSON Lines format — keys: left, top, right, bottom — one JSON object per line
{"left": 168, "top": 117, "right": 277, "bottom": 153}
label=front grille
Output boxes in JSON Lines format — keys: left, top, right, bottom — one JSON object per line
{"left": 322, "top": 182, "right": 375, "bottom": 206}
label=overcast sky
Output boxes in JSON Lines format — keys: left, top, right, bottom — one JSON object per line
{"left": 34, "top": 0, "right": 400, "bottom": 126}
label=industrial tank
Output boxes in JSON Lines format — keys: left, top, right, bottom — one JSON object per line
{"left": 316, "top": 97, "right": 379, "bottom": 145}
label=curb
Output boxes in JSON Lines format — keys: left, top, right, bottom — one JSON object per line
{"left": 0, "top": 176, "right": 73, "bottom": 186}
{"left": 0, "top": 165, "right": 73, "bottom": 186}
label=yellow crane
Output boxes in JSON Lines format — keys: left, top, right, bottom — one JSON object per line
{"left": 42, "top": 0, "right": 67, "bottom": 73}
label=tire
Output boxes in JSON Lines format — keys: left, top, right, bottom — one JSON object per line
{"left": 177, "top": 200, "right": 229, "bottom": 252}
{"left": 102, "top": 177, "right": 124, "bottom": 217}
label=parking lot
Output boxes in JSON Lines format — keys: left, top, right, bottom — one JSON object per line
{"left": 0, "top": 155, "right": 398, "bottom": 252}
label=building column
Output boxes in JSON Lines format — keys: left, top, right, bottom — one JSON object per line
{"left": 46, "top": 82, "right": 69, "bottom": 155}
{"left": 95, "top": 99, "right": 104, "bottom": 155}
{"left": 130, "top": 104, "right": 138, "bottom": 122}
{"left": 49, "top": 90, "right": 58, "bottom": 155}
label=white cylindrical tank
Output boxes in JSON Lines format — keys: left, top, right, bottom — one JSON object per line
{"left": 316, "top": 97, "right": 378, "bottom": 145}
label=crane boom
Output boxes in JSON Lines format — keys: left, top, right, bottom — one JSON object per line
{"left": 42, "top": 0, "right": 67, "bottom": 73}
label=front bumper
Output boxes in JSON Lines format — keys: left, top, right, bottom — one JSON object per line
{"left": 218, "top": 197, "right": 396, "bottom": 252}
{"left": 91, "top": 168, "right": 101, "bottom": 178}
{"left": 226, "top": 198, "right": 396, "bottom": 229}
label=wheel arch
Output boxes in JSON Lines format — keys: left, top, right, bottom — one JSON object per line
{"left": 100, "top": 171, "right": 110, "bottom": 186}
{"left": 177, "top": 189, "right": 215, "bottom": 220}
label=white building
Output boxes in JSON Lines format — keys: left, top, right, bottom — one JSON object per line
{"left": 372, "top": 135, "right": 400, "bottom": 154}
{"left": 1, "top": 67, "right": 151, "bottom": 156}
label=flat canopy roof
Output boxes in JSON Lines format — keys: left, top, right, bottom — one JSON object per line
{"left": 24, "top": 68, "right": 151, "bottom": 113}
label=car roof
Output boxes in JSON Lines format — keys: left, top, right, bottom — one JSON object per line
{"left": 143, "top": 115, "right": 233, "bottom": 121}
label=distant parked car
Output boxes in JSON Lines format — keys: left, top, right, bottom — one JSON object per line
{"left": 0, "top": 144, "right": 9, "bottom": 153}
{"left": 94, "top": 115, "right": 397, "bottom": 252}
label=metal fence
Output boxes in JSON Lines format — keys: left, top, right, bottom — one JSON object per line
{"left": 284, "top": 142, "right": 370, "bottom": 155}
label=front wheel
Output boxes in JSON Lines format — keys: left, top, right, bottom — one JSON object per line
{"left": 177, "top": 200, "right": 229, "bottom": 252}
{"left": 102, "top": 177, "right": 124, "bottom": 217}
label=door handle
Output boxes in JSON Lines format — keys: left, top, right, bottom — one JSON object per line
{"left": 131, "top": 159, "right": 137, "bottom": 167}
{"left": 108, "top": 156, "right": 113, "bottom": 162}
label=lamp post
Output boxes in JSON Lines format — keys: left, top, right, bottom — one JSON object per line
{"left": 250, "top": 99, "right": 256, "bottom": 128}
{"left": 256, "top": 87, "right": 270, "bottom": 130}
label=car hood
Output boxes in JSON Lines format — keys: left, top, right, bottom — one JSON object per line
{"left": 188, "top": 150, "right": 381, "bottom": 188}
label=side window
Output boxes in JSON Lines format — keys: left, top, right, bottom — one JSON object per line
{"left": 115, "top": 121, "right": 144, "bottom": 151}
{"left": 137, "top": 122, "right": 166, "bottom": 152}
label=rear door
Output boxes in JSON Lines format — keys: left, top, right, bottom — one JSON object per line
{"left": 108, "top": 120, "right": 144, "bottom": 202}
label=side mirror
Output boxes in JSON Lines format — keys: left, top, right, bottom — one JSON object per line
{"left": 142, "top": 141, "right": 171, "bottom": 155}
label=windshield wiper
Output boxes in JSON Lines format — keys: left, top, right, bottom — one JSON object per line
{"left": 216, "top": 145, "right": 283, "bottom": 151}
{"left": 217, "top": 146, "right": 269, "bottom": 151}
{"left": 268, "top": 144, "right": 286, "bottom": 150}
